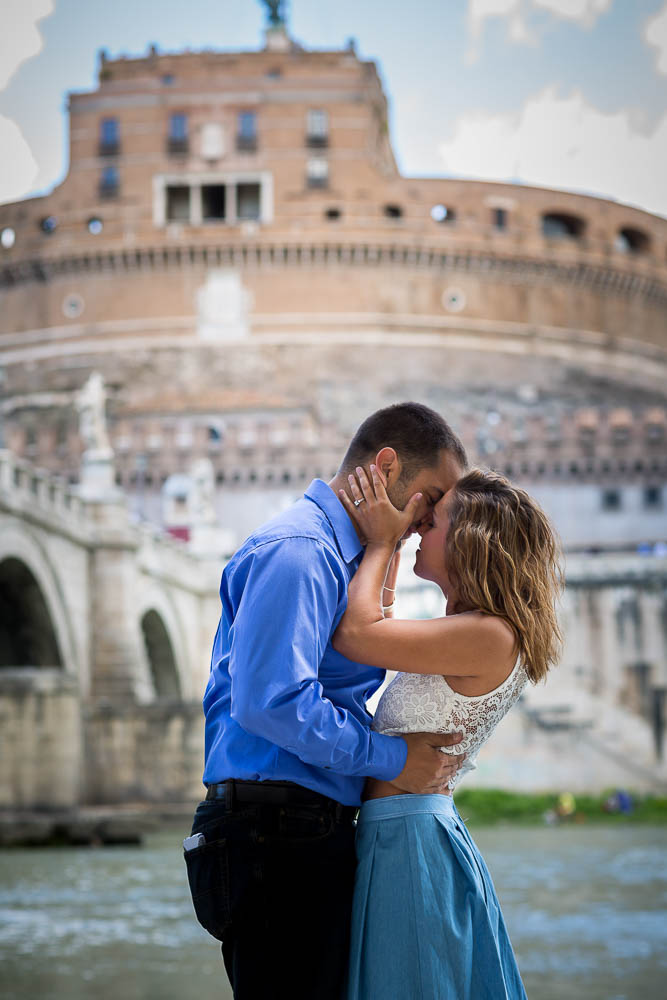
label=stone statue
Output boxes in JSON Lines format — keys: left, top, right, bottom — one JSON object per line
{"left": 189, "top": 458, "right": 217, "bottom": 526}
{"left": 261, "top": 0, "right": 285, "bottom": 27}
{"left": 76, "top": 372, "right": 111, "bottom": 456}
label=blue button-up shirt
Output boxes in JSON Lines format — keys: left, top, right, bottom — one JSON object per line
{"left": 202, "top": 479, "right": 407, "bottom": 806}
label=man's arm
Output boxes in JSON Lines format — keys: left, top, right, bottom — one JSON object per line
{"left": 227, "top": 535, "right": 407, "bottom": 780}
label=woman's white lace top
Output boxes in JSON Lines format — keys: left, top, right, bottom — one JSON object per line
{"left": 372, "top": 659, "right": 528, "bottom": 791}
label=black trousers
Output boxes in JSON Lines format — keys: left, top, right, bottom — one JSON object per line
{"left": 185, "top": 789, "right": 358, "bottom": 1000}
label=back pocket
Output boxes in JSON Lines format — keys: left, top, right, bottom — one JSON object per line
{"left": 184, "top": 837, "right": 230, "bottom": 942}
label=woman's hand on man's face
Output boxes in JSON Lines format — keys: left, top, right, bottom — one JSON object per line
{"left": 339, "top": 465, "right": 422, "bottom": 547}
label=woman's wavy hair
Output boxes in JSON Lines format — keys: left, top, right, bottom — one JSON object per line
{"left": 445, "top": 469, "right": 564, "bottom": 683}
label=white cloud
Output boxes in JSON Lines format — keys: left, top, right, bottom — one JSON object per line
{"left": 0, "top": 0, "right": 54, "bottom": 91}
{"left": 0, "top": 0, "right": 54, "bottom": 203}
{"left": 644, "top": 2, "right": 667, "bottom": 74}
{"left": 437, "top": 87, "right": 667, "bottom": 218}
{"left": 467, "top": 0, "right": 612, "bottom": 55}
{"left": 533, "top": 0, "right": 611, "bottom": 23}
{"left": 0, "top": 115, "right": 39, "bottom": 203}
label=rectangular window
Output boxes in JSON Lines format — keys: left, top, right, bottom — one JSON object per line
{"left": 237, "top": 182, "right": 261, "bottom": 221}
{"left": 99, "top": 117, "right": 119, "bottom": 154}
{"left": 493, "top": 207, "right": 507, "bottom": 230}
{"left": 202, "top": 184, "right": 226, "bottom": 221}
{"left": 307, "top": 109, "right": 328, "bottom": 146}
{"left": 601, "top": 488, "right": 622, "bottom": 511}
{"left": 166, "top": 185, "right": 190, "bottom": 222}
{"left": 237, "top": 111, "right": 257, "bottom": 151}
{"left": 643, "top": 485, "right": 663, "bottom": 509}
{"left": 99, "top": 165, "right": 119, "bottom": 198}
{"left": 168, "top": 113, "right": 188, "bottom": 153}
{"left": 306, "top": 158, "right": 328, "bottom": 188}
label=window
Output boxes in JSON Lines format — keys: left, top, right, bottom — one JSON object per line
{"left": 237, "top": 183, "right": 261, "bottom": 220}
{"left": 612, "top": 424, "right": 631, "bottom": 446}
{"left": 202, "top": 184, "right": 226, "bottom": 221}
{"left": 431, "top": 204, "right": 456, "bottom": 223}
{"left": 40, "top": 216, "right": 57, "bottom": 234}
{"left": 307, "top": 109, "right": 328, "bottom": 147}
{"left": 541, "top": 212, "right": 586, "bottom": 240}
{"left": 325, "top": 207, "right": 341, "bottom": 220}
{"left": 614, "top": 227, "right": 651, "bottom": 255}
{"left": 384, "top": 204, "right": 403, "bottom": 219}
{"left": 156, "top": 174, "right": 269, "bottom": 227}
{"left": 601, "top": 488, "right": 622, "bottom": 511}
{"left": 643, "top": 486, "right": 663, "bottom": 509}
{"left": 99, "top": 117, "right": 119, "bottom": 154}
{"left": 87, "top": 217, "right": 103, "bottom": 235}
{"left": 237, "top": 112, "right": 257, "bottom": 151}
{"left": 306, "top": 158, "right": 328, "bottom": 188}
{"left": 168, "top": 113, "right": 188, "bottom": 153}
{"left": 492, "top": 207, "right": 507, "bottom": 230}
{"left": 166, "top": 185, "right": 190, "bottom": 222}
{"left": 1, "top": 227, "right": 15, "bottom": 249}
{"left": 99, "top": 165, "right": 119, "bottom": 198}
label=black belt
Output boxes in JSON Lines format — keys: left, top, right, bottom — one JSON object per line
{"left": 205, "top": 779, "right": 358, "bottom": 821}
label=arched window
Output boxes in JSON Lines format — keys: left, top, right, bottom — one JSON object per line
{"left": 541, "top": 212, "right": 586, "bottom": 240}
{"left": 614, "top": 227, "right": 651, "bottom": 254}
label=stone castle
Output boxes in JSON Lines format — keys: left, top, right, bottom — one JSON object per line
{"left": 0, "top": 12, "right": 666, "bottom": 813}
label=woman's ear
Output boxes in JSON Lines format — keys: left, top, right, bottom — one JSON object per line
{"left": 374, "top": 447, "right": 399, "bottom": 486}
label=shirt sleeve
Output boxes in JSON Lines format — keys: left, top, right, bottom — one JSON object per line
{"left": 227, "top": 536, "right": 407, "bottom": 780}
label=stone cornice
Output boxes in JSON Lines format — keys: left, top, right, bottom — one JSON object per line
{"left": 1, "top": 241, "right": 666, "bottom": 308}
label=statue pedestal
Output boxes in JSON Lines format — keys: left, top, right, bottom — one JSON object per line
{"left": 78, "top": 449, "right": 122, "bottom": 503}
{"left": 189, "top": 523, "right": 236, "bottom": 559}
{"left": 265, "top": 25, "right": 290, "bottom": 51}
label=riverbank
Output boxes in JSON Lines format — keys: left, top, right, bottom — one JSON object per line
{"left": 454, "top": 788, "right": 667, "bottom": 825}
{"left": 0, "top": 803, "right": 195, "bottom": 847}
{"left": 1, "top": 790, "right": 666, "bottom": 846}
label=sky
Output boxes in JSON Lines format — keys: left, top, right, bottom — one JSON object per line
{"left": 0, "top": 0, "right": 666, "bottom": 217}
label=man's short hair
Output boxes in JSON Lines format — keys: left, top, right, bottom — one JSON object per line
{"left": 341, "top": 402, "right": 467, "bottom": 479}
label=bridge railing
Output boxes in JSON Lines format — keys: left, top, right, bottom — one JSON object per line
{"left": 0, "top": 449, "right": 86, "bottom": 530}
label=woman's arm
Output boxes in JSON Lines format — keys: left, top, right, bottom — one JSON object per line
{"left": 334, "top": 466, "right": 516, "bottom": 677}
{"left": 334, "top": 605, "right": 514, "bottom": 677}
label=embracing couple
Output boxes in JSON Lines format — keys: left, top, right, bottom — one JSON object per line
{"left": 185, "top": 402, "right": 562, "bottom": 999}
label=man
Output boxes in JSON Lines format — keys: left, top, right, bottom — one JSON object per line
{"left": 185, "top": 402, "right": 468, "bottom": 999}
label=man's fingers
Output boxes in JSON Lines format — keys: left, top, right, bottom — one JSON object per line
{"left": 422, "top": 731, "right": 464, "bottom": 747}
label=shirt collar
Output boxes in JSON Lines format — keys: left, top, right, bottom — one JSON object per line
{"left": 304, "top": 479, "right": 364, "bottom": 565}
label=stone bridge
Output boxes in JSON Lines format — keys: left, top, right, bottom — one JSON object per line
{"left": 0, "top": 449, "right": 220, "bottom": 809}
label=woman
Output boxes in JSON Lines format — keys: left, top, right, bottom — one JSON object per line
{"left": 334, "top": 464, "right": 563, "bottom": 1000}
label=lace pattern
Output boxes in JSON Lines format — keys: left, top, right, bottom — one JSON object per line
{"left": 372, "top": 660, "right": 528, "bottom": 790}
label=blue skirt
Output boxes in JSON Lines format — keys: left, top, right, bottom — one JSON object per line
{"left": 347, "top": 794, "right": 527, "bottom": 1000}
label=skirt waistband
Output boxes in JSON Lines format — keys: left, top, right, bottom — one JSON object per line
{"left": 359, "top": 793, "right": 459, "bottom": 822}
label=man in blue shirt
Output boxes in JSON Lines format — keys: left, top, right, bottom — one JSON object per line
{"left": 185, "top": 403, "right": 467, "bottom": 999}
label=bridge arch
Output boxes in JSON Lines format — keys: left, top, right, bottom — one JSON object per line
{"left": 0, "top": 557, "right": 63, "bottom": 668}
{"left": 136, "top": 585, "right": 190, "bottom": 699}
{"left": 0, "top": 523, "right": 78, "bottom": 676}
{"left": 141, "top": 609, "right": 181, "bottom": 697}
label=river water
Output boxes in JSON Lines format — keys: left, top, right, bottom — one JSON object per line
{"left": 1, "top": 823, "right": 665, "bottom": 1000}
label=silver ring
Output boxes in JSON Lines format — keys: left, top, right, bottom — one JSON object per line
{"left": 353, "top": 497, "right": 365, "bottom": 507}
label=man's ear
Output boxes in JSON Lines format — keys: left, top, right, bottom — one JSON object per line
{"left": 374, "top": 447, "right": 400, "bottom": 486}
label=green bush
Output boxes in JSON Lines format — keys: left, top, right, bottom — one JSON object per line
{"left": 452, "top": 788, "right": 667, "bottom": 826}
